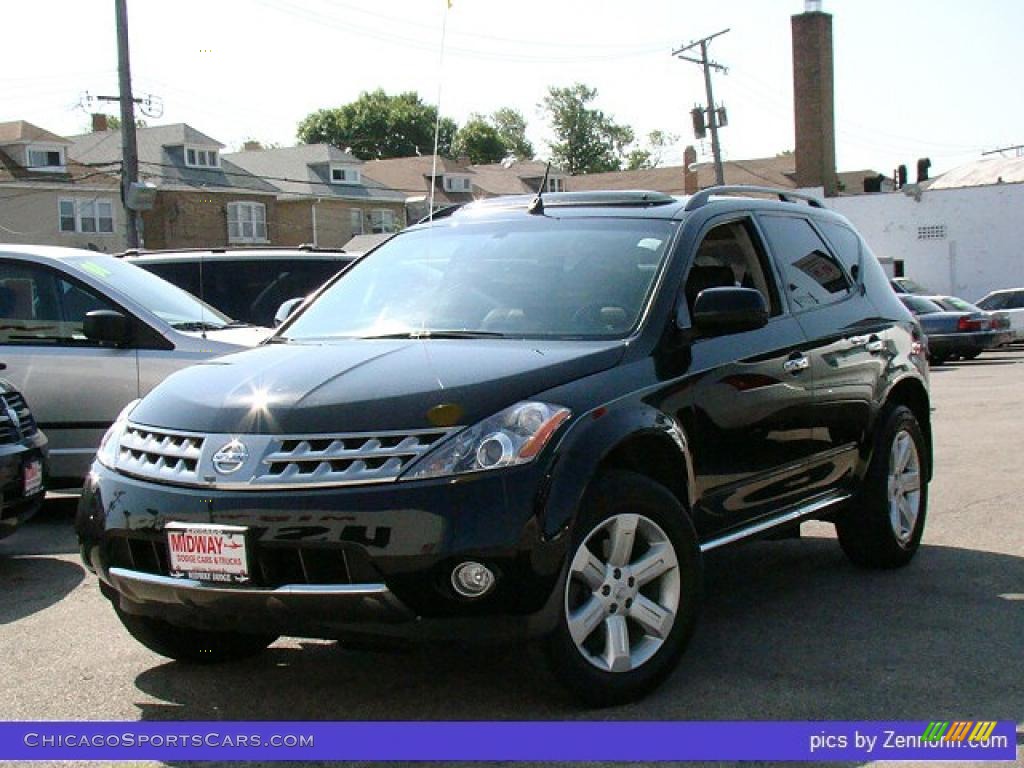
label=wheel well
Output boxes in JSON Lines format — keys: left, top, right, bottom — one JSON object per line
{"left": 884, "top": 377, "right": 933, "bottom": 479}
{"left": 598, "top": 432, "right": 690, "bottom": 511}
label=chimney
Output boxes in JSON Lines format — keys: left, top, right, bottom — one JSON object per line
{"left": 683, "top": 145, "right": 699, "bottom": 195}
{"left": 791, "top": 2, "right": 838, "bottom": 196}
{"left": 91, "top": 113, "right": 109, "bottom": 133}
{"left": 243, "top": 140, "right": 263, "bottom": 151}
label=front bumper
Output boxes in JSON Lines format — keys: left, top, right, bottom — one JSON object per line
{"left": 78, "top": 462, "right": 569, "bottom": 642}
{"left": 0, "top": 440, "right": 47, "bottom": 540}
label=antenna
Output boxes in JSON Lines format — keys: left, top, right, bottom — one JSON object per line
{"left": 527, "top": 162, "right": 552, "bottom": 215}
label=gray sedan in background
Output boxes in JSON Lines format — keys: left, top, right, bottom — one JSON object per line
{"left": 0, "top": 245, "right": 269, "bottom": 485}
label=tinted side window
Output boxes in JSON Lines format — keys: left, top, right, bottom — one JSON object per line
{"left": 139, "top": 262, "right": 201, "bottom": 299}
{"left": 0, "top": 261, "right": 114, "bottom": 345}
{"left": 817, "top": 221, "right": 862, "bottom": 281}
{"left": 758, "top": 215, "right": 851, "bottom": 311}
{"left": 1008, "top": 292, "right": 1024, "bottom": 309}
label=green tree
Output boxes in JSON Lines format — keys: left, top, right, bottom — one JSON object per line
{"left": 89, "top": 115, "right": 146, "bottom": 131}
{"left": 625, "top": 130, "right": 680, "bottom": 170}
{"left": 297, "top": 89, "right": 457, "bottom": 160}
{"left": 491, "top": 107, "right": 533, "bottom": 160}
{"left": 540, "top": 84, "right": 634, "bottom": 174}
{"left": 452, "top": 115, "right": 507, "bottom": 164}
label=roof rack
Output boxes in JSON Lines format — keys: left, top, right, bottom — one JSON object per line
{"left": 116, "top": 244, "right": 348, "bottom": 258}
{"left": 684, "top": 185, "right": 825, "bottom": 211}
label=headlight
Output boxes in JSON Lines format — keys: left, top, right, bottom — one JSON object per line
{"left": 96, "top": 399, "right": 140, "bottom": 469}
{"left": 403, "top": 401, "right": 571, "bottom": 480}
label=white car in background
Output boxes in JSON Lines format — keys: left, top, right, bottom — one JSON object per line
{"left": 0, "top": 245, "right": 269, "bottom": 485}
{"left": 976, "top": 288, "right": 1024, "bottom": 342}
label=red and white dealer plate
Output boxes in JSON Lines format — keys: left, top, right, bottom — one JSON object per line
{"left": 22, "top": 459, "right": 42, "bottom": 496}
{"left": 166, "top": 522, "right": 250, "bottom": 584}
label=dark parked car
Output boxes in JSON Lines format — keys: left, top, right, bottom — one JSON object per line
{"left": 927, "top": 295, "right": 1013, "bottom": 349}
{"left": 123, "top": 247, "right": 356, "bottom": 328}
{"left": 0, "top": 375, "right": 47, "bottom": 539}
{"left": 898, "top": 294, "right": 1001, "bottom": 364}
{"left": 78, "top": 187, "right": 932, "bottom": 705}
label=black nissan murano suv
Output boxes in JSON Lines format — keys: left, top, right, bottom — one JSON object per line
{"left": 77, "top": 187, "right": 932, "bottom": 705}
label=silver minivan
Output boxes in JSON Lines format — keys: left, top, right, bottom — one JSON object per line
{"left": 0, "top": 245, "right": 269, "bottom": 485}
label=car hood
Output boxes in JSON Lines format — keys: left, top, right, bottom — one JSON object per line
{"left": 177, "top": 326, "right": 274, "bottom": 348}
{"left": 129, "top": 338, "right": 626, "bottom": 434}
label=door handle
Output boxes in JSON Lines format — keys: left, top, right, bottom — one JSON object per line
{"left": 783, "top": 355, "right": 810, "bottom": 374}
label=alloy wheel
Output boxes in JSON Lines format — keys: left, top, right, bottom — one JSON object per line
{"left": 887, "top": 429, "right": 922, "bottom": 546}
{"left": 565, "top": 513, "right": 681, "bottom": 673}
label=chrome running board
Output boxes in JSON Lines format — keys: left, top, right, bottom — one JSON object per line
{"left": 699, "top": 492, "right": 851, "bottom": 553}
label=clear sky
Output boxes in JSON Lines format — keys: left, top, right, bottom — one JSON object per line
{"left": 4, "top": 0, "right": 1022, "bottom": 176}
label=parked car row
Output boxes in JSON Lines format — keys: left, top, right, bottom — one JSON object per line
{"left": 68, "top": 186, "right": 935, "bottom": 705}
{"left": 889, "top": 278, "right": 1020, "bottom": 362}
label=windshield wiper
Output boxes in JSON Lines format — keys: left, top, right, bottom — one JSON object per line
{"left": 359, "top": 330, "right": 508, "bottom": 340}
{"left": 171, "top": 321, "right": 228, "bottom": 331}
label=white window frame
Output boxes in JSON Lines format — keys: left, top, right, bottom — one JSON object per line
{"left": 547, "top": 177, "right": 565, "bottom": 193}
{"left": 330, "top": 165, "right": 361, "bottom": 185}
{"left": 27, "top": 144, "right": 66, "bottom": 172}
{"left": 57, "top": 198, "right": 115, "bottom": 235}
{"left": 442, "top": 175, "right": 471, "bottom": 193}
{"left": 184, "top": 145, "right": 221, "bottom": 169}
{"left": 349, "top": 208, "right": 365, "bottom": 236}
{"left": 369, "top": 208, "right": 398, "bottom": 234}
{"left": 227, "top": 201, "right": 268, "bottom": 243}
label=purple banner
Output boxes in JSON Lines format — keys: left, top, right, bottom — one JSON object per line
{"left": 0, "top": 721, "right": 1016, "bottom": 762}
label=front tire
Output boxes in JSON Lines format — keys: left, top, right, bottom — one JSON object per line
{"left": 113, "top": 601, "right": 278, "bottom": 664}
{"left": 836, "top": 405, "right": 928, "bottom": 568}
{"left": 546, "top": 471, "right": 701, "bottom": 706}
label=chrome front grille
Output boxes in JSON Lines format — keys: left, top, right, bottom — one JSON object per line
{"left": 261, "top": 431, "right": 451, "bottom": 485}
{"left": 118, "top": 425, "right": 205, "bottom": 484}
{"left": 116, "top": 423, "right": 457, "bottom": 490}
{"left": 0, "top": 392, "right": 39, "bottom": 443}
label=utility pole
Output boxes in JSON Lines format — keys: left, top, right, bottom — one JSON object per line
{"left": 673, "top": 29, "right": 730, "bottom": 186}
{"left": 115, "top": 0, "right": 141, "bottom": 248}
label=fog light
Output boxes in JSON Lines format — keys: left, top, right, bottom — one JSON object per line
{"left": 451, "top": 561, "right": 495, "bottom": 597}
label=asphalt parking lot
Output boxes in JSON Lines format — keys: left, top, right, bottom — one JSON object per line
{"left": 2, "top": 348, "right": 1022, "bottom": 767}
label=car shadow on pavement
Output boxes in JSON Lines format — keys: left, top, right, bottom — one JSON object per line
{"left": 0, "top": 556, "right": 84, "bottom": 625}
{"left": 132, "top": 536, "right": 1023, "bottom": 724}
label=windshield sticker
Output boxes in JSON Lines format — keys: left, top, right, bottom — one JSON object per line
{"left": 637, "top": 238, "right": 663, "bottom": 251}
{"left": 81, "top": 261, "right": 112, "bottom": 279}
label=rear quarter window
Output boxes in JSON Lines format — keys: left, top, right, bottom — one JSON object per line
{"left": 757, "top": 215, "right": 852, "bottom": 311}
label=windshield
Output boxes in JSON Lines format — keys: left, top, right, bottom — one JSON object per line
{"left": 283, "top": 217, "right": 677, "bottom": 341}
{"left": 976, "top": 293, "right": 1008, "bottom": 310}
{"left": 937, "top": 296, "right": 979, "bottom": 313}
{"left": 900, "top": 295, "right": 944, "bottom": 315}
{"left": 68, "top": 256, "right": 232, "bottom": 328}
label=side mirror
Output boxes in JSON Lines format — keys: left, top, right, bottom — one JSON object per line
{"left": 274, "top": 297, "right": 304, "bottom": 327}
{"left": 691, "top": 287, "right": 768, "bottom": 335}
{"left": 83, "top": 310, "right": 132, "bottom": 345}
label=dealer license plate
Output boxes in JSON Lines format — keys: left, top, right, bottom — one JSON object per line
{"left": 23, "top": 460, "right": 42, "bottom": 496}
{"left": 166, "top": 522, "right": 251, "bottom": 584}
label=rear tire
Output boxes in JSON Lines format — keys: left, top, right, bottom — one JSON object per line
{"left": 928, "top": 354, "right": 947, "bottom": 366}
{"left": 546, "top": 471, "right": 701, "bottom": 707}
{"left": 113, "top": 601, "right": 278, "bottom": 664}
{"left": 836, "top": 405, "right": 928, "bottom": 569}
